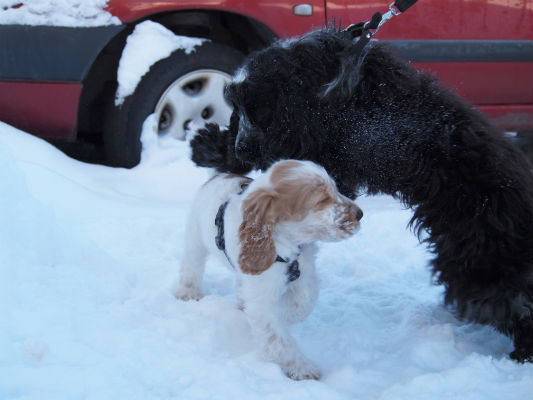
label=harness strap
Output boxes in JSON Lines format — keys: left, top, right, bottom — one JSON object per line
{"left": 214, "top": 200, "right": 229, "bottom": 252}
{"left": 286, "top": 260, "right": 301, "bottom": 282}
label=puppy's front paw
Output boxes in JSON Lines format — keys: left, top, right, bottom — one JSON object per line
{"left": 173, "top": 283, "right": 202, "bottom": 301}
{"left": 282, "top": 357, "right": 322, "bottom": 381}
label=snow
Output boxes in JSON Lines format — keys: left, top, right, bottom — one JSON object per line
{"left": 0, "top": 0, "right": 120, "bottom": 27}
{"left": 114, "top": 21, "right": 208, "bottom": 106}
{"left": 1, "top": 119, "right": 531, "bottom": 399}
{"left": 2, "top": 2, "right": 531, "bottom": 396}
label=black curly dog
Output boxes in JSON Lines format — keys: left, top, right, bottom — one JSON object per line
{"left": 190, "top": 28, "right": 533, "bottom": 362}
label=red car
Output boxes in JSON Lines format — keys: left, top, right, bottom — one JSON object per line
{"left": 1, "top": 0, "right": 532, "bottom": 166}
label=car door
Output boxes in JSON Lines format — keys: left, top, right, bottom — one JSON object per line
{"left": 326, "top": 0, "right": 533, "bottom": 131}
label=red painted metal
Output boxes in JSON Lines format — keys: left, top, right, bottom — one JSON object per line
{"left": 413, "top": 62, "right": 533, "bottom": 105}
{"left": 326, "top": 0, "right": 533, "bottom": 40}
{"left": 0, "top": 81, "right": 82, "bottom": 140}
{"left": 102, "top": 0, "right": 533, "bottom": 135}
{"left": 107, "top": 0, "right": 533, "bottom": 40}
{"left": 1, "top": 0, "right": 531, "bottom": 140}
{"left": 106, "top": 0, "right": 327, "bottom": 37}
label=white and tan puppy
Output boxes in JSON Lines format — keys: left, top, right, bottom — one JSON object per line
{"left": 175, "top": 160, "right": 362, "bottom": 380}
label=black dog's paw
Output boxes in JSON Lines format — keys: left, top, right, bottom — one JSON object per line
{"left": 190, "top": 123, "right": 252, "bottom": 174}
{"left": 510, "top": 348, "right": 533, "bottom": 364}
{"left": 190, "top": 124, "right": 228, "bottom": 169}
{"left": 509, "top": 317, "right": 533, "bottom": 363}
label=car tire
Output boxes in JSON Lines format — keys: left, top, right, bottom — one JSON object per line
{"left": 104, "top": 41, "right": 245, "bottom": 168}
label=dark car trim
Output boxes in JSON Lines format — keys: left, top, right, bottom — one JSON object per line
{"left": 0, "top": 25, "right": 125, "bottom": 82}
{"left": 1, "top": 25, "right": 531, "bottom": 82}
{"left": 382, "top": 39, "right": 533, "bottom": 62}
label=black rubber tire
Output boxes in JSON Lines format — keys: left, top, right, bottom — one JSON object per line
{"left": 104, "top": 41, "right": 245, "bottom": 168}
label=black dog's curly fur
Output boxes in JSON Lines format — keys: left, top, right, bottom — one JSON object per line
{"left": 191, "top": 29, "right": 533, "bottom": 362}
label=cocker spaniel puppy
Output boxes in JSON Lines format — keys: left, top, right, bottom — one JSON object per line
{"left": 174, "top": 159, "right": 363, "bottom": 380}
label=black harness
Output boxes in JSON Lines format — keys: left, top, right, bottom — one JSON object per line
{"left": 214, "top": 181, "right": 301, "bottom": 283}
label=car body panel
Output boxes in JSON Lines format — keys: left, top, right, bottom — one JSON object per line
{"left": 0, "top": 81, "right": 82, "bottom": 139}
{"left": 0, "top": 25, "right": 124, "bottom": 139}
{"left": 326, "top": 0, "right": 533, "bottom": 40}
{"left": 0, "top": 0, "right": 532, "bottom": 141}
{"left": 106, "top": 0, "right": 327, "bottom": 37}
{"left": 0, "top": 25, "right": 125, "bottom": 81}
{"left": 412, "top": 61, "right": 533, "bottom": 105}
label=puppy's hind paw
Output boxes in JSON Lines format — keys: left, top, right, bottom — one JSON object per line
{"left": 282, "top": 357, "right": 322, "bottom": 381}
{"left": 173, "top": 283, "right": 202, "bottom": 301}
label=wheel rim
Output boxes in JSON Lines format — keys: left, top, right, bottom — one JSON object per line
{"left": 154, "top": 69, "right": 233, "bottom": 140}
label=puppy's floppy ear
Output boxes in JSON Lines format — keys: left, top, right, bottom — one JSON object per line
{"left": 238, "top": 189, "right": 278, "bottom": 275}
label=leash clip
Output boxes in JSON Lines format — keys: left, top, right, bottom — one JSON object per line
{"left": 389, "top": 2, "right": 402, "bottom": 16}
{"left": 370, "top": 2, "right": 401, "bottom": 36}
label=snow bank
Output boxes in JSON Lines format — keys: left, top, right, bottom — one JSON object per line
{"left": 115, "top": 20, "right": 208, "bottom": 106}
{"left": 0, "top": 121, "right": 531, "bottom": 399}
{"left": 0, "top": 0, "right": 119, "bottom": 27}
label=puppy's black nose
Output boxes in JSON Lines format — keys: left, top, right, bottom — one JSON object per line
{"left": 356, "top": 208, "right": 363, "bottom": 221}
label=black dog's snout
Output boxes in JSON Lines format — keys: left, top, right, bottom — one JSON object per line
{"left": 356, "top": 208, "right": 363, "bottom": 221}
{"left": 235, "top": 114, "right": 263, "bottom": 162}
{"left": 235, "top": 141, "right": 257, "bottom": 161}
{"left": 235, "top": 141, "right": 247, "bottom": 154}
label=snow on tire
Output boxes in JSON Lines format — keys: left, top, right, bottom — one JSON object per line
{"left": 104, "top": 41, "right": 244, "bottom": 168}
